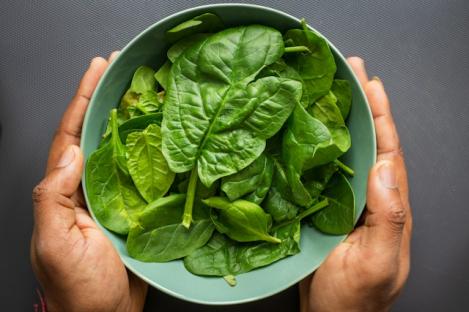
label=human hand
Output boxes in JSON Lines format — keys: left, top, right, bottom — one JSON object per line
{"left": 30, "top": 53, "right": 147, "bottom": 312}
{"left": 300, "top": 57, "right": 412, "bottom": 312}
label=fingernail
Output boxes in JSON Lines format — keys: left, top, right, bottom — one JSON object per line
{"left": 57, "top": 145, "right": 76, "bottom": 168}
{"left": 378, "top": 161, "right": 397, "bottom": 189}
{"left": 372, "top": 76, "right": 381, "bottom": 83}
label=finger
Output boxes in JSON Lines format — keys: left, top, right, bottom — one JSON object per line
{"left": 361, "top": 160, "right": 406, "bottom": 257}
{"left": 33, "top": 145, "right": 83, "bottom": 234}
{"left": 347, "top": 56, "right": 369, "bottom": 88}
{"left": 365, "top": 79, "right": 401, "bottom": 158}
{"left": 299, "top": 275, "right": 313, "bottom": 312}
{"left": 108, "top": 50, "right": 120, "bottom": 63}
{"left": 46, "top": 57, "right": 109, "bottom": 173}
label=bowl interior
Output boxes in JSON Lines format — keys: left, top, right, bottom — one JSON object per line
{"left": 81, "top": 3, "right": 376, "bottom": 305}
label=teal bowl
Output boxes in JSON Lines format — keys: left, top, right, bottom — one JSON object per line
{"left": 81, "top": 3, "right": 376, "bottom": 305}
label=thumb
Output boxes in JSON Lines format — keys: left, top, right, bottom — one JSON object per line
{"left": 361, "top": 160, "right": 406, "bottom": 255}
{"left": 33, "top": 145, "right": 83, "bottom": 233}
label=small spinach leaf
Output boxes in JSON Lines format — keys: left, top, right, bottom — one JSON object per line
{"left": 312, "top": 173, "right": 355, "bottom": 234}
{"left": 86, "top": 109, "right": 146, "bottom": 234}
{"left": 126, "top": 124, "right": 175, "bottom": 202}
{"left": 331, "top": 79, "right": 352, "bottom": 120}
{"left": 307, "top": 91, "right": 351, "bottom": 167}
{"left": 221, "top": 153, "right": 274, "bottom": 204}
{"left": 126, "top": 194, "right": 215, "bottom": 262}
{"left": 203, "top": 197, "right": 281, "bottom": 243}
{"left": 302, "top": 162, "right": 339, "bottom": 199}
{"left": 154, "top": 61, "right": 171, "bottom": 90}
{"left": 263, "top": 158, "right": 299, "bottom": 223}
{"left": 166, "top": 13, "right": 223, "bottom": 43}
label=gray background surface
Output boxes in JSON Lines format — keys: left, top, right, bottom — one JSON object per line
{"left": 1, "top": 0, "right": 468, "bottom": 311}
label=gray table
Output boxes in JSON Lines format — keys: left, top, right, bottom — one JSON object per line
{"left": 1, "top": 1, "right": 468, "bottom": 311}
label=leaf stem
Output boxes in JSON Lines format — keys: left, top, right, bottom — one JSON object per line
{"left": 182, "top": 166, "right": 198, "bottom": 229}
{"left": 284, "top": 46, "right": 311, "bottom": 54}
{"left": 334, "top": 159, "right": 355, "bottom": 176}
{"left": 271, "top": 199, "right": 329, "bottom": 231}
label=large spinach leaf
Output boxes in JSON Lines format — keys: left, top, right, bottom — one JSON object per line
{"left": 284, "top": 21, "right": 336, "bottom": 105}
{"left": 184, "top": 221, "right": 300, "bottom": 277}
{"left": 203, "top": 197, "right": 281, "bottom": 243}
{"left": 126, "top": 124, "right": 175, "bottom": 202}
{"left": 221, "top": 153, "right": 273, "bottom": 204}
{"left": 86, "top": 109, "right": 146, "bottom": 234}
{"left": 162, "top": 25, "right": 301, "bottom": 227}
{"left": 312, "top": 173, "right": 355, "bottom": 234}
{"left": 126, "top": 194, "right": 215, "bottom": 262}
{"left": 307, "top": 91, "right": 351, "bottom": 167}
{"left": 165, "top": 13, "right": 223, "bottom": 43}
{"left": 167, "top": 33, "right": 210, "bottom": 63}
{"left": 282, "top": 104, "right": 332, "bottom": 207}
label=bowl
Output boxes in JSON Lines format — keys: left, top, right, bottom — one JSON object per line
{"left": 81, "top": 3, "right": 376, "bottom": 305}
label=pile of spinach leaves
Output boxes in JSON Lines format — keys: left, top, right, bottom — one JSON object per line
{"left": 86, "top": 13, "right": 356, "bottom": 286}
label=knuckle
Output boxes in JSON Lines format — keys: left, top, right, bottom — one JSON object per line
{"left": 32, "top": 184, "right": 50, "bottom": 204}
{"left": 386, "top": 202, "right": 406, "bottom": 230}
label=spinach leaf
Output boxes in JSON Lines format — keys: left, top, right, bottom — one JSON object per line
{"left": 126, "top": 124, "right": 175, "bottom": 203}
{"left": 184, "top": 221, "right": 300, "bottom": 277}
{"left": 282, "top": 104, "right": 332, "bottom": 207}
{"left": 166, "top": 13, "right": 223, "bottom": 43}
{"left": 86, "top": 109, "right": 146, "bottom": 234}
{"left": 284, "top": 21, "right": 336, "bottom": 105}
{"left": 263, "top": 158, "right": 299, "bottom": 223}
{"left": 101, "top": 113, "right": 163, "bottom": 146}
{"left": 203, "top": 197, "right": 281, "bottom": 243}
{"left": 136, "top": 90, "right": 161, "bottom": 114}
{"left": 167, "top": 33, "right": 210, "bottom": 63}
{"left": 307, "top": 91, "right": 351, "bottom": 167}
{"left": 154, "top": 61, "right": 171, "bottom": 90}
{"left": 130, "top": 66, "right": 157, "bottom": 94}
{"left": 221, "top": 153, "right": 274, "bottom": 204}
{"left": 126, "top": 194, "right": 215, "bottom": 262}
{"left": 162, "top": 25, "right": 301, "bottom": 227}
{"left": 121, "top": 66, "right": 157, "bottom": 109}
{"left": 331, "top": 79, "right": 352, "bottom": 120}
{"left": 302, "top": 162, "right": 339, "bottom": 199}
{"left": 312, "top": 173, "right": 355, "bottom": 234}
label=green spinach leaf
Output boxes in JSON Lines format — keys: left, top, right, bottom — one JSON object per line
{"left": 154, "top": 61, "right": 171, "bottom": 90}
{"left": 167, "top": 33, "right": 210, "bottom": 63}
{"left": 307, "top": 91, "right": 351, "bottom": 167}
{"left": 284, "top": 21, "right": 336, "bottom": 105}
{"left": 203, "top": 197, "right": 281, "bottom": 243}
{"left": 166, "top": 13, "right": 223, "bottom": 43}
{"left": 312, "top": 173, "right": 355, "bottom": 234}
{"left": 263, "top": 158, "right": 299, "bottom": 223}
{"left": 162, "top": 25, "right": 301, "bottom": 227}
{"left": 221, "top": 153, "right": 273, "bottom": 204}
{"left": 282, "top": 104, "right": 332, "bottom": 207}
{"left": 302, "top": 162, "right": 339, "bottom": 199}
{"left": 184, "top": 221, "right": 300, "bottom": 277}
{"left": 86, "top": 109, "right": 146, "bottom": 234}
{"left": 126, "top": 124, "right": 175, "bottom": 203}
{"left": 126, "top": 194, "right": 215, "bottom": 262}
{"left": 331, "top": 79, "right": 352, "bottom": 120}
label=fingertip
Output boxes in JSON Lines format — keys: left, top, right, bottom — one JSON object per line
{"left": 90, "top": 56, "right": 108, "bottom": 68}
{"left": 347, "top": 56, "right": 365, "bottom": 67}
{"left": 108, "top": 51, "right": 120, "bottom": 63}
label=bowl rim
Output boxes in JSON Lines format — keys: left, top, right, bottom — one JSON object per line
{"left": 81, "top": 2, "right": 376, "bottom": 305}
